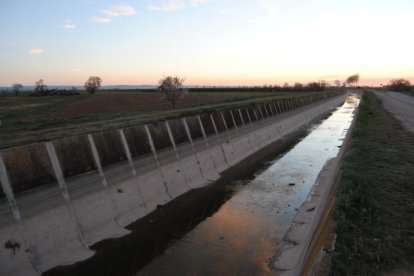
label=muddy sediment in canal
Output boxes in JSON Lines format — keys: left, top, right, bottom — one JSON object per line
{"left": 45, "top": 126, "right": 308, "bottom": 276}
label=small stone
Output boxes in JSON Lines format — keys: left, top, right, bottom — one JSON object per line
{"left": 288, "top": 183, "right": 295, "bottom": 186}
{"left": 117, "top": 188, "right": 123, "bottom": 193}
{"left": 307, "top": 207, "right": 316, "bottom": 212}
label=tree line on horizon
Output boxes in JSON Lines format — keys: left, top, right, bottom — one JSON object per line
{"left": 4, "top": 76, "right": 102, "bottom": 97}
{"left": 3, "top": 74, "right": 412, "bottom": 110}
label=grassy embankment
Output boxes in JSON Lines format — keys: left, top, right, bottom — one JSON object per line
{"left": 0, "top": 90, "right": 340, "bottom": 149}
{"left": 331, "top": 92, "right": 414, "bottom": 275}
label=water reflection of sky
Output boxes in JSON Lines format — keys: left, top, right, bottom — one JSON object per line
{"left": 137, "top": 100, "right": 358, "bottom": 276}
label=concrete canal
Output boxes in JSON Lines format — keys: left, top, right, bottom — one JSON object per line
{"left": 134, "top": 98, "right": 359, "bottom": 275}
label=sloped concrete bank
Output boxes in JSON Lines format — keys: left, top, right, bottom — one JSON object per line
{"left": 274, "top": 94, "right": 360, "bottom": 275}
{"left": 0, "top": 93, "right": 345, "bottom": 275}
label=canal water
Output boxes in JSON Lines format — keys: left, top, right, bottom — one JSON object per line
{"left": 136, "top": 99, "right": 359, "bottom": 276}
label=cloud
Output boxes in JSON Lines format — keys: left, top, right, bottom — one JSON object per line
{"left": 190, "top": 0, "right": 211, "bottom": 6}
{"left": 218, "top": 10, "right": 228, "bottom": 14}
{"left": 99, "top": 4, "right": 136, "bottom": 17}
{"left": 92, "top": 16, "right": 112, "bottom": 23}
{"left": 64, "top": 21, "right": 76, "bottom": 29}
{"left": 29, "top": 48, "right": 45, "bottom": 55}
{"left": 147, "top": 0, "right": 211, "bottom": 12}
{"left": 148, "top": 0, "right": 185, "bottom": 12}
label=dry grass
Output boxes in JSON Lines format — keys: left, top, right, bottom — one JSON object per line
{"left": 331, "top": 92, "right": 414, "bottom": 275}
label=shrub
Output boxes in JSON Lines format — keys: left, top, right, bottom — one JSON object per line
{"left": 388, "top": 79, "right": 412, "bottom": 92}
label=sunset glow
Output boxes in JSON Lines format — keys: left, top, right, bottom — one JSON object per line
{"left": 1, "top": 0, "right": 413, "bottom": 86}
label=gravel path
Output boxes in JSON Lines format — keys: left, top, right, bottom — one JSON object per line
{"left": 374, "top": 91, "right": 414, "bottom": 134}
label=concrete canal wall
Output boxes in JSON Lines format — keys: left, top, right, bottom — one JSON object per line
{"left": 0, "top": 93, "right": 345, "bottom": 275}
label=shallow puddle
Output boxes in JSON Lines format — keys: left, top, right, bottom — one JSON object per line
{"left": 136, "top": 99, "right": 359, "bottom": 276}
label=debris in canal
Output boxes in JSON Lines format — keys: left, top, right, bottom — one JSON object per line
{"left": 307, "top": 207, "right": 316, "bottom": 212}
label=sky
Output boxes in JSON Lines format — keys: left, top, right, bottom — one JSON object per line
{"left": 1, "top": 0, "right": 413, "bottom": 87}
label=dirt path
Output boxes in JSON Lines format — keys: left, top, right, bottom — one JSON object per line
{"left": 374, "top": 91, "right": 414, "bottom": 134}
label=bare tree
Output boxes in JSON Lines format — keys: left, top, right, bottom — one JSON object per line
{"left": 353, "top": 74, "right": 360, "bottom": 87}
{"left": 11, "top": 83, "right": 23, "bottom": 96}
{"left": 346, "top": 74, "right": 360, "bottom": 87}
{"left": 293, "top": 82, "right": 303, "bottom": 91}
{"left": 320, "top": 80, "right": 328, "bottom": 87}
{"left": 84, "top": 76, "right": 102, "bottom": 94}
{"left": 35, "top": 79, "right": 47, "bottom": 93}
{"left": 306, "top": 81, "right": 326, "bottom": 91}
{"left": 334, "top": 80, "right": 341, "bottom": 87}
{"left": 158, "top": 76, "right": 188, "bottom": 109}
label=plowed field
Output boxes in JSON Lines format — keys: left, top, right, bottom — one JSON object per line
{"left": 54, "top": 93, "right": 228, "bottom": 118}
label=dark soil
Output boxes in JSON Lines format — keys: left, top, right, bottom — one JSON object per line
{"left": 52, "top": 94, "right": 224, "bottom": 118}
